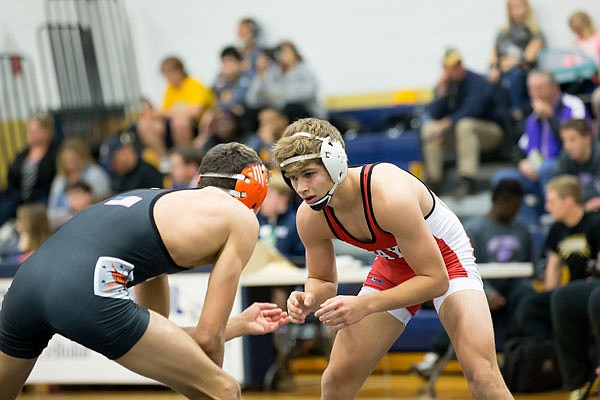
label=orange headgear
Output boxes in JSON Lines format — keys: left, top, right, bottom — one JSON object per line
{"left": 198, "top": 163, "right": 269, "bottom": 213}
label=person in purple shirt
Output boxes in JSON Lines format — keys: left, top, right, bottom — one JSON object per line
{"left": 492, "top": 69, "right": 590, "bottom": 225}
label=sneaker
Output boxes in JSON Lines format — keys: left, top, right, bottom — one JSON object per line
{"left": 569, "top": 377, "right": 600, "bottom": 400}
{"left": 410, "top": 352, "right": 440, "bottom": 379}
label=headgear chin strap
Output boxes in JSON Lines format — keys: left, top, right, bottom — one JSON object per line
{"left": 279, "top": 132, "right": 348, "bottom": 211}
{"left": 198, "top": 163, "right": 269, "bottom": 213}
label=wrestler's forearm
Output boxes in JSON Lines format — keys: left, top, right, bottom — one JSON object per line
{"left": 305, "top": 277, "right": 337, "bottom": 310}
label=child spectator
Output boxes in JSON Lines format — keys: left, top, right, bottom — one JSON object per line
{"left": 47, "top": 137, "right": 110, "bottom": 229}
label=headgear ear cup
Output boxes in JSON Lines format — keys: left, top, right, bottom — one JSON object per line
{"left": 236, "top": 164, "right": 269, "bottom": 212}
{"left": 319, "top": 137, "right": 347, "bottom": 185}
{"left": 197, "top": 163, "right": 269, "bottom": 213}
{"left": 279, "top": 133, "right": 348, "bottom": 211}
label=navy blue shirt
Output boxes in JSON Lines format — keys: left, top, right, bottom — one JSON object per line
{"left": 428, "top": 70, "right": 503, "bottom": 126}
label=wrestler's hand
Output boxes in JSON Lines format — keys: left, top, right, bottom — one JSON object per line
{"left": 239, "top": 302, "right": 291, "bottom": 335}
{"left": 315, "top": 295, "right": 370, "bottom": 331}
{"left": 287, "top": 291, "right": 315, "bottom": 324}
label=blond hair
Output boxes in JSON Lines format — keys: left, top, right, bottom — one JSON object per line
{"left": 28, "top": 111, "right": 55, "bottom": 138}
{"left": 503, "top": 0, "right": 540, "bottom": 34}
{"left": 545, "top": 175, "right": 583, "bottom": 205}
{"left": 16, "top": 204, "right": 51, "bottom": 251}
{"left": 56, "top": 137, "right": 94, "bottom": 176}
{"left": 272, "top": 118, "right": 343, "bottom": 177}
{"left": 569, "top": 11, "right": 596, "bottom": 38}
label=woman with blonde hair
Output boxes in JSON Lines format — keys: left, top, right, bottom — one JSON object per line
{"left": 15, "top": 203, "right": 51, "bottom": 262}
{"left": 568, "top": 11, "right": 600, "bottom": 127}
{"left": 47, "top": 137, "right": 110, "bottom": 229}
{"left": 488, "top": 0, "right": 545, "bottom": 121}
{"left": 2, "top": 112, "right": 58, "bottom": 226}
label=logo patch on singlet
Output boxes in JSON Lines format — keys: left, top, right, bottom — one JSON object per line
{"left": 93, "top": 256, "right": 134, "bottom": 299}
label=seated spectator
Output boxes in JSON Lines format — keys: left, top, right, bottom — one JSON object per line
{"left": 194, "top": 109, "right": 249, "bottom": 154}
{"left": 1, "top": 112, "right": 58, "bottom": 226}
{"left": 551, "top": 265, "right": 600, "bottom": 399}
{"left": 0, "top": 204, "right": 50, "bottom": 264}
{"left": 568, "top": 11, "right": 600, "bottom": 134}
{"left": 136, "top": 56, "right": 216, "bottom": 163}
{"left": 421, "top": 48, "right": 504, "bottom": 197}
{"left": 47, "top": 137, "right": 110, "bottom": 230}
{"left": 65, "top": 181, "right": 95, "bottom": 216}
{"left": 245, "top": 107, "right": 289, "bottom": 168}
{"left": 246, "top": 40, "right": 323, "bottom": 123}
{"left": 556, "top": 119, "right": 600, "bottom": 212}
{"left": 492, "top": 70, "right": 590, "bottom": 225}
{"left": 237, "top": 17, "right": 263, "bottom": 78}
{"left": 412, "top": 179, "right": 535, "bottom": 377}
{"left": 257, "top": 172, "right": 304, "bottom": 261}
{"left": 515, "top": 175, "right": 600, "bottom": 341}
{"left": 100, "top": 131, "right": 164, "bottom": 194}
{"left": 488, "top": 0, "right": 545, "bottom": 121}
{"left": 195, "top": 46, "right": 251, "bottom": 150}
{"left": 168, "top": 145, "right": 204, "bottom": 189}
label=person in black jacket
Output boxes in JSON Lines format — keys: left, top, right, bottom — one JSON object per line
{"left": 101, "top": 131, "right": 164, "bottom": 194}
{"left": 1, "top": 112, "right": 58, "bottom": 225}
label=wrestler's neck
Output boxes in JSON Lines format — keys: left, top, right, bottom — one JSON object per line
{"left": 326, "top": 168, "right": 361, "bottom": 209}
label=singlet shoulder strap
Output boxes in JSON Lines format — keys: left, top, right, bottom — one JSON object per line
{"left": 361, "top": 163, "right": 393, "bottom": 235}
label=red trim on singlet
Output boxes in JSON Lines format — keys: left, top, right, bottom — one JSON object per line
{"left": 323, "top": 164, "right": 397, "bottom": 251}
{"left": 323, "top": 163, "right": 469, "bottom": 309}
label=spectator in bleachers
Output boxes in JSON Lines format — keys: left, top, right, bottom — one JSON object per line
{"left": 100, "top": 131, "right": 163, "bottom": 194}
{"left": 492, "top": 70, "right": 590, "bottom": 225}
{"left": 195, "top": 46, "right": 251, "bottom": 151}
{"left": 551, "top": 263, "right": 600, "bottom": 399}
{"left": 515, "top": 175, "right": 600, "bottom": 341}
{"left": 168, "top": 145, "right": 204, "bottom": 189}
{"left": 194, "top": 109, "right": 249, "bottom": 154}
{"left": 257, "top": 172, "right": 304, "bottom": 261}
{"left": 412, "top": 179, "right": 535, "bottom": 378}
{"left": 555, "top": 119, "right": 600, "bottom": 212}
{"left": 246, "top": 40, "right": 323, "bottom": 123}
{"left": 65, "top": 181, "right": 94, "bottom": 216}
{"left": 568, "top": 11, "right": 600, "bottom": 134}
{"left": 136, "top": 56, "right": 216, "bottom": 166}
{"left": 15, "top": 204, "right": 50, "bottom": 263}
{"left": 421, "top": 48, "right": 505, "bottom": 197}
{"left": 47, "top": 137, "right": 110, "bottom": 230}
{"left": 245, "top": 107, "right": 289, "bottom": 168}
{"left": 237, "top": 17, "right": 263, "bottom": 78}
{"left": 487, "top": 0, "right": 545, "bottom": 121}
{"left": 1, "top": 112, "right": 58, "bottom": 226}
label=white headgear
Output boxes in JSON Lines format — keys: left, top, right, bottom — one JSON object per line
{"left": 279, "top": 132, "right": 348, "bottom": 210}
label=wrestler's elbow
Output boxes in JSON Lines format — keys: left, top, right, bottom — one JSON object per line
{"left": 432, "top": 271, "right": 449, "bottom": 298}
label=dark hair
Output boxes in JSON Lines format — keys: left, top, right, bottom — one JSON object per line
{"left": 171, "top": 145, "right": 204, "bottom": 166}
{"left": 277, "top": 40, "right": 303, "bottom": 62}
{"left": 492, "top": 179, "right": 524, "bottom": 202}
{"left": 67, "top": 180, "right": 93, "bottom": 194}
{"left": 561, "top": 119, "right": 591, "bottom": 137}
{"left": 198, "top": 143, "right": 262, "bottom": 190}
{"left": 221, "top": 46, "right": 243, "bottom": 61}
{"left": 160, "top": 56, "right": 187, "bottom": 76}
{"left": 240, "top": 17, "right": 258, "bottom": 37}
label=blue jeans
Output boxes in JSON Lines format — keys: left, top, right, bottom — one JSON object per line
{"left": 492, "top": 159, "right": 558, "bottom": 225}
{"left": 501, "top": 66, "right": 529, "bottom": 115}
